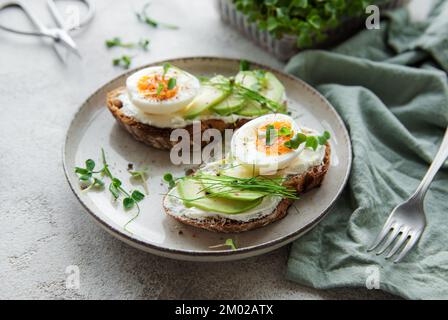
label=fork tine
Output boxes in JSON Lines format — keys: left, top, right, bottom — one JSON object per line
{"left": 368, "top": 221, "right": 394, "bottom": 251}
{"left": 394, "top": 231, "right": 421, "bottom": 263}
{"left": 385, "top": 228, "right": 410, "bottom": 259}
{"left": 375, "top": 226, "right": 401, "bottom": 255}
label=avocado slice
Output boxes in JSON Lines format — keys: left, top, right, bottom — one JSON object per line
{"left": 236, "top": 101, "right": 271, "bottom": 117}
{"left": 263, "top": 72, "right": 285, "bottom": 102}
{"left": 235, "top": 70, "right": 286, "bottom": 116}
{"left": 235, "top": 71, "right": 259, "bottom": 89}
{"left": 177, "top": 178, "right": 263, "bottom": 214}
{"left": 184, "top": 75, "right": 230, "bottom": 119}
{"left": 211, "top": 94, "right": 245, "bottom": 116}
{"left": 198, "top": 174, "right": 265, "bottom": 201}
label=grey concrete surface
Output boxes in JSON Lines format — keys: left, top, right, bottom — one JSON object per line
{"left": 0, "top": 0, "right": 424, "bottom": 300}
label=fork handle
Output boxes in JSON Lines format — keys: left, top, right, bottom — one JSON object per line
{"left": 411, "top": 127, "right": 448, "bottom": 203}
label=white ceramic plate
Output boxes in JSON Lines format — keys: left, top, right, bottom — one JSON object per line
{"left": 63, "top": 57, "right": 352, "bottom": 261}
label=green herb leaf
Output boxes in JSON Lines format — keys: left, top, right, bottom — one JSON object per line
{"left": 76, "top": 148, "right": 145, "bottom": 229}
{"left": 129, "top": 168, "right": 149, "bottom": 195}
{"left": 239, "top": 60, "right": 250, "bottom": 71}
{"left": 131, "top": 190, "right": 145, "bottom": 202}
{"left": 225, "top": 239, "right": 237, "bottom": 251}
{"left": 109, "top": 183, "right": 119, "bottom": 199}
{"left": 106, "top": 37, "right": 149, "bottom": 51}
{"left": 137, "top": 3, "right": 178, "bottom": 29}
{"left": 167, "top": 77, "right": 177, "bottom": 90}
{"left": 93, "top": 178, "right": 104, "bottom": 187}
{"left": 162, "top": 63, "right": 171, "bottom": 77}
{"left": 138, "top": 39, "right": 150, "bottom": 50}
{"left": 305, "top": 136, "right": 318, "bottom": 151}
{"left": 156, "top": 83, "right": 164, "bottom": 95}
{"left": 113, "top": 55, "right": 133, "bottom": 69}
{"left": 75, "top": 167, "right": 89, "bottom": 175}
{"left": 317, "top": 130, "right": 331, "bottom": 145}
{"left": 284, "top": 132, "right": 307, "bottom": 149}
{"left": 79, "top": 174, "right": 91, "bottom": 181}
{"left": 123, "top": 197, "right": 135, "bottom": 209}
{"left": 112, "top": 178, "right": 122, "bottom": 187}
{"left": 233, "top": 0, "right": 367, "bottom": 49}
{"left": 106, "top": 37, "right": 134, "bottom": 49}
{"left": 85, "top": 159, "right": 95, "bottom": 171}
{"left": 163, "top": 173, "right": 176, "bottom": 189}
{"left": 278, "top": 126, "right": 291, "bottom": 136}
{"left": 106, "top": 37, "right": 121, "bottom": 48}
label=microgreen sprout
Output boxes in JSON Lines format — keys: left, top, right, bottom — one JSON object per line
{"left": 162, "top": 63, "right": 171, "bottom": 78}
{"left": 129, "top": 167, "right": 150, "bottom": 195}
{"left": 209, "top": 238, "right": 237, "bottom": 251}
{"left": 163, "top": 173, "right": 176, "bottom": 189}
{"left": 233, "top": 0, "right": 370, "bottom": 48}
{"left": 74, "top": 159, "right": 104, "bottom": 192}
{"left": 278, "top": 126, "right": 292, "bottom": 136}
{"left": 239, "top": 59, "right": 250, "bottom": 71}
{"left": 167, "top": 77, "right": 177, "bottom": 90}
{"left": 138, "top": 39, "right": 150, "bottom": 51}
{"left": 75, "top": 149, "right": 146, "bottom": 231}
{"left": 136, "top": 2, "right": 178, "bottom": 30}
{"left": 156, "top": 82, "right": 164, "bottom": 95}
{"left": 106, "top": 37, "right": 135, "bottom": 49}
{"left": 284, "top": 131, "right": 331, "bottom": 151}
{"left": 112, "top": 55, "right": 133, "bottom": 69}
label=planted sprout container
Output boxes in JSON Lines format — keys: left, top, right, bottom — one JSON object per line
{"left": 217, "top": 0, "right": 409, "bottom": 61}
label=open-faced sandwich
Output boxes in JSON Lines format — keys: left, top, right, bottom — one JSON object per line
{"left": 107, "top": 64, "right": 287, "bottom": 149}
{"left": 163, "top": 114, "right": 331, "bottom": 233}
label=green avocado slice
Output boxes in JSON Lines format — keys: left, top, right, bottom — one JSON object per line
{"left": 211, "top": 94, "right": 245, "bottom": 116}
{"left": 177, "top": 178, "right": 263, "bottom": 214}
{"left": 235, "top": 70, "right": 286, "bottom": 116}
{"left": 184, "top": 75, "right": 230, "bottom": 119}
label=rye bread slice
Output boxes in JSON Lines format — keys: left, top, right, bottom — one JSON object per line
{"left": 164, "top": 143, "right": 331, "bottom": 233}
{"left": 107, "top": 87, "right": 251, "bottom": 150}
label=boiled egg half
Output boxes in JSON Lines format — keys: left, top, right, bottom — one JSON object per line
{"left": 126, "top": 66, "right": 200, "bottom": 114}
{"left": 231, "top": 114, "right": 305, "bottom": 174}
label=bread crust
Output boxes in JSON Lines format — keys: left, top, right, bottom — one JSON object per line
{"left": 164, "top": 144, "right": 331, "bottom": 233}
{"left": 107, "top": 87, "right": 250, "bottom": 150}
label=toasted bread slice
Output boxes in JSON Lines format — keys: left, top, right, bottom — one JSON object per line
{"left": 107, "top": 87, "right": 251, "bottom": 150}
{"left": 163, "top": 143, "right": 330, "bottom": 233}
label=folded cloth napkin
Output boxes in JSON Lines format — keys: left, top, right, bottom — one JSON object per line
{"left": 285, "top": 0, "right": 448, "bottom": 299}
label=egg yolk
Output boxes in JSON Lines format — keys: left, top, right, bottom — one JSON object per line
{"left": 257, "top": 121, "right": 294, "bottom": 156}
{"left": 137, "top": 74, "right": 178, "bottom": 100}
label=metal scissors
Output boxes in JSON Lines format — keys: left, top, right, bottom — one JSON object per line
{"left": 0, "top": 0, "right": 95, "bottom": 61}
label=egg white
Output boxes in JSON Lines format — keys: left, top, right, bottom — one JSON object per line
{"left": 126, "top": 66, "right": 200, "bottom": 115}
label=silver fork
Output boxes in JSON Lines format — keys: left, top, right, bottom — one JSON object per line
{"left": 368, "top": 127, "right": 448, "bottom": 263}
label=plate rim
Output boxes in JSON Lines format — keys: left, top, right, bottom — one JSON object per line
{"left": 63, "top": 56, "right": 352, "bottom": 260}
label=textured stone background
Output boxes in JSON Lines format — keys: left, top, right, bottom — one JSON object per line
{"left": 0, "top": 0, "right": 428, "bottom": 299}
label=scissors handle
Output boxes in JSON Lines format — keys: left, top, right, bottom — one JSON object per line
{"left": 0, "top": 0, "right": 95, "bottom": 36}
{"left": 0, "top": 1, "right": 49, "bottom": 36}
{"left": 48, "top": 0, "right": 95, "bottom": 31}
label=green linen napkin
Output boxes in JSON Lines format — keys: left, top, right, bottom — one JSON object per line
{"left": 285, "top": 0, "right": 448, "bottom": 299}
